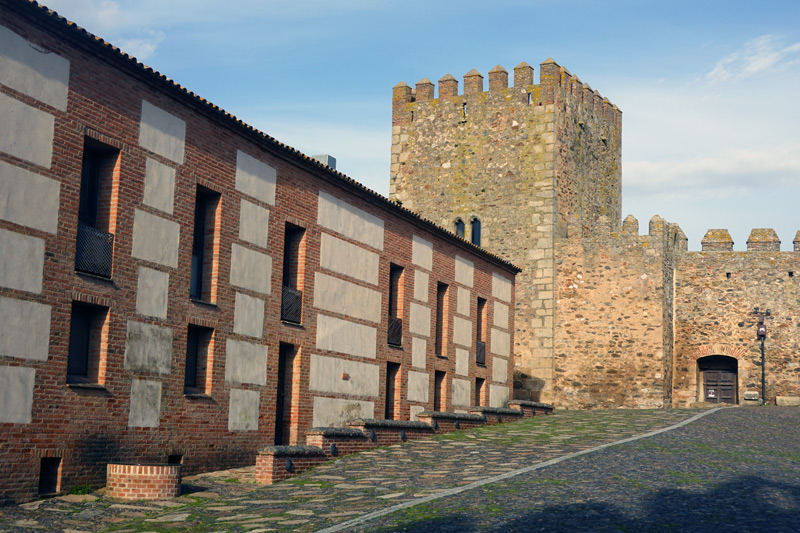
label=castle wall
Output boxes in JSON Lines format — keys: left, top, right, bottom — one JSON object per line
{"left": 0, "top": 2, "right": 517, "bottom": 504}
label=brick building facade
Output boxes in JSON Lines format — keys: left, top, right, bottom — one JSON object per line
{"left": 0, "top": 1, "right": 518, "bottom": 504}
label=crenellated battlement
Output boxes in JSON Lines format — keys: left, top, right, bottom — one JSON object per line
{"left": 700, "top": 227, "right": 794, "bottom": 252}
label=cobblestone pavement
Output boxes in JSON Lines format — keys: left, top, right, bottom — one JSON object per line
{"left": 1, "top": 407, "right": 798, "bottom": 532}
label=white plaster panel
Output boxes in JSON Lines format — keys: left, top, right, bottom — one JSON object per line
{"left": 313, "top": 272, "right": 381, "bottom": 323}
{"left": 490, "top": 384, "right": 510, "bottom": 408}
{"left": 310, "top": 354, "right": 379, "bottom": 397}
{"left": 407, "top": 371, "right": 429, "bottom": 403}
{"left": 320, "top": 232, "right": 379, "bottom": 285}
{"left": 235, "top": 150, "right": 276, "bottom": 205}
{"left": 142, "top": 158, "right": 175, "bottom": 214}
{"left": 411, "top": 235, "right": 433, "bottom": 270}
{"left": 316, "top": 314, "right": 376, "bottom": 359}
{"left": 225, "top": 339, "right": 268, "bottom": 386}
{"left": 455, "top": 256, "right": 474, "bottom": 288}
{"left": 452, "top": 378, "right": 471, "bottom": 407}
{"left": 457, "top": 287, "right": 470, "bottom": 317}
{"left": 493, "top": 301, "right": 509, "bottom": 329}
{"left": 491, "top": 328, "right": 510, "bottom": 357}
{"left": 230, "top": 244, "right": 273, "bottom": 295}
{"left": 492, "top": 273, "right": 512, "bottom": 303}
{"left": 233, "top": 292, "right": 264, "bottom": 339}
{"left": 411, "top": 337, "right": 427, "bottom": 369}
{"left": 409, "top": 302, "right": 431, "bottom": 337}
{"left": 131, "top": 209, "right": 180, "bottom": 268}
{"left": 0, "top": 26, "right": 69, "bottom": 110}
{"left": 493, "top": 356, "right": 509, "bottom": 384}
{"left": 135, "top": 267, "right": 169, "bottom": 319}
{"left": 0, "top": 366, "right": 35, "bottom": 424}
{"left": 138, "top": 100, "right": 185, "bottom": 164}
{"left": 409, "top": 405, "right": 424, "bottom": 421}
{"left": 455, "top": 348, "right": 469, "bottom": 376}
{"left": 0, "top": 160, "right": 60, "bottom": 233}
{"left": 0, "top": 297, "right": 50, "bottom": 361}
{"left": 312, "top": 396, "right": 374, "bottom": 427}
{"left": 128, "top": 379, "right": 161, "bottom": 428}
{"left": 317, "top": 190, "right": 384, "bottom": 250}
{"left": 238, "top": 199, "right": 269, "bottom": 248}
{"left": 453, "top": 316, "right": 472, "bottom": 348}
{"left": 0, "top": 92, "right": 53, "bottom": 168}
{"left": 414, "top": 270, "right": 429, "bottom": 302}
{"left": 124, "top": 321, "right": 173, "bottom": 375}
{"left": 228, "top": 388, "right": 259, "bottom": 431}
{"left": 0, "top": 228, "right": 44, "bottom": 294}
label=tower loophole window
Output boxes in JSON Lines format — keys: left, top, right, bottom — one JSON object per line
{"left": 454, "top": 219, "right": 465, "bottom": 239}
{"left": 470, "top": 218, "right": 481, "bottom": 246}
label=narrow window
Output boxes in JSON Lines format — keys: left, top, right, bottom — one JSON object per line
{"left": 190, "top": 186, "right": 221, "bottom": 302}
{"left": 275, "top": 343, "right": 299, "bottom": 445}
{"left": 476, "top": 297, "right": 487, "bottom": 366}
{"left": 527, "top": 92, "right": 532, "bottom": 105}
{"left": 385, "top": 362, "right": 401, "bottom": 420}
{"left": 435, "top": 282, "right": 449, "bottom": 357}
{"left": 470, "top": 218, "right": 481, "bottom": 246}
{"left": 75, "top": 138, "right": 119, "bottom": 278}
{"left": 38, "top": 457, "right": 61, "bottom": 495}
{"left": 388, "top": 264, "right": 404, "bottom": 346}
{"left": 67, "top": 302, "right": 108, "bottom": 385}
{"left": 454, "top": 219, "right": 465, "bottom": 239}
{"left": 281, "top": 224, "right": 306, "bottom": 324}
{"left": 433, "top": 370, "right": 446, "bottom": 411}
{"left": 475, "top": 377, "right": 485, "bottom": 406}
{"left": 185, "top": 325, "right": 213, "bottom": 394}
{"left": 462, "top": 102, "right": 467, "bottom": 118}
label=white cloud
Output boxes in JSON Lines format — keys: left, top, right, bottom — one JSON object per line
{"left": 117, "top": 31, "right": 164, "bottom": 60}
{"left": 705, "top": 35, "right": 800, "bottom": 83}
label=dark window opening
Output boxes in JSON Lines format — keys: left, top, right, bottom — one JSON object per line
{"left": 476, "top": 297, "right": 487, "bottom": 366}
{"left": 475, "top": 377, "right": 485, "bottom": 406}
{"left": 726, "top": 272, "right": 731, "bottom": 279}
{"left": 790, "top": 272, "right": 794, "bottom": 278}
{"left": 167, "top": 454, "right": 183, "bottom": 465}
{"left": 462, "top": 103, "right": 467, "bottom": 118}
{"left": 185, "top": 325, "right": 213, "bottom": 394}
{"left": 470, "top": 218, "right": 481, "bottom": 246}
{"left": 435, "top": 282, "right": 449, "bottom": 357}
{"left": 275, "top": 343, "right": 299, "bottom": 445}
{"left": 454, "top": 219, "right": 465, "bottom": 238}
{"left": 388, "top": 264, "right": 404, "bottom": 346}
{"left": 385, "top": 362, "right": 401, "bottom": 420}
{"left": 281, "top": 224, "right": 306, "bottom": 324}
{"left": 434, "top": 370, "right": 446, "bottom": 412}
{"left": 38, "top": 457, "right": 61, "bottom": 495}
{"left": 67, "top": 302, "right": 108, "bottom": 384}
{"left": 190, "top": 186, "right": 221, "bottom": 302}
{"left": 527, "top": 92, "right": 532, "bottom": 105}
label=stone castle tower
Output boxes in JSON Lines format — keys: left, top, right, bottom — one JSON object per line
{"left": 390, "top": 60, "right": 622, "bottom": 402}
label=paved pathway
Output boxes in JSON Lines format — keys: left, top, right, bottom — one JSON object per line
{"left": 1, "top": 407, "right": 798, "bottom": 532}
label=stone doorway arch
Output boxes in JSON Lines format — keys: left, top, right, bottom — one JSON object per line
{"left": 697, "top": 355, "right": 738, "bottom": 404}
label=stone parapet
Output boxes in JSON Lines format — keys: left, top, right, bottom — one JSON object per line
{"left": 747, "top": 228, "right": 780, "bottom": 251}
{"left": 255, "top": 446, "right": 328, "bottom": 485}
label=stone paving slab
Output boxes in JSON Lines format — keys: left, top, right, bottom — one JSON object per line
{"left": 3, "top": 408, "right": 795, "bottom": 532}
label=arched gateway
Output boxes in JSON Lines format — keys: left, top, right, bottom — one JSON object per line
{"left": 697, "top": 355, "right": 738, "bottom": 404}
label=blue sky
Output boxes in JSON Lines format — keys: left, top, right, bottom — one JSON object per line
{"left": 44, "top": 0, "right": 800, "bottom": 250}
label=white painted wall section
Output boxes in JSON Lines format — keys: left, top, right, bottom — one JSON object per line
{"left": 312, "top": 396, "right": 374, "bottom": 427}
{"left": 0, "top": 92, "right": 54, "bottom": 168}
{"left": 235, "top": 150, "right": 276, "bottom": 205}
{"left": 411, "top": 337, "right": 427, "bottom": 369}
{"left": 225, "top": 339, "right": 267, "bottom": 386}
{"left": 228, "top": 388, "right": 259, "bottom": 431}
{"left": 0, "top": 160, "right": 60, "bottom": 233}
{"left": 456, "top": 287, "right": 470, "bottom": 316}
{"left": 135, "top": 267, "right": 169, "bottom": 319}
{"left": 0, "top": 366, "right": 35, "bottom": 424}
{"left": 310, "top": 354, "right": 379, "bottom": 397}
{"left": 138, "top": 100, "right": 185, "bottom": 164}
{"left": 0, "top": 297, "right": 50, "bottom": 361}
{"left": 131, "top": 209, "right": 180, "bottom": 268}
{"left": 491, "top": 328, "right": 510, "bottom": 357}
{"left": 455, "top": 256, "right": 474, "bottom": 287}
{"left": 409, "top": 302, "right": 431, "bottom": 337}
{"left": 313, "top": 273, "right": 381, "bottom": 323}
{"left": 0, "top": 228, "right": 44, "bottom": 294}
{"left": 128, "top": 379, "right": 162, "bottom": 428}
{"left": 492, "top": 357, "right": 509, "bottom": 384}
{"left": 455, "top": 348, "right": 469, "bottom": 376}
{"left": 142, "top": 158, "right": 175, "bottom": 214}
{"left": 230, "top": 244, "right": 272, "bottom": 295}
{"left": 493, "top": 301, "right": 509, "bottom": 329}
{"left": 238, "top": 199, "right": 270, "bottom": 248}
{"left": 320, "top": 232, "right": 379, "bottom": 285}
{"left": 414, "top": 270, "right": 429, "bottom": 302}
{"left": 492, "top": 273, "right": 512, "bottom": 303}
{"left": 452, "top": 378, "right": 471, "bottom": 407}
{"left": 0, "top": 26, "right": 70, "bottom": 110}
{"left": 124, "top": 321, "right": 173, "bottom": 375}
{"left": 490, "top": 384, "right": 510, "bottom": 408}
{"left": 317, "top": 191, "right": 384, "bottom": 250}
{"left": 233, "top": 292, "right": 264, "bottom": 339}
{"left": 411, "top": 235, "right": 433, "bottom": 270}
{"left": 407, "top": 371, "right": 429, "bottom": 403}
{"left": 316, "top": 314, "right": 376, "bottom": 359}
{"left": 453, "top": 316, "right": 472, "bottom": 348}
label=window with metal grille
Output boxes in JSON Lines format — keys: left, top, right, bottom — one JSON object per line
{"left": 281, "top": 224, "right": 306, "bottom": 324}
{"left": 67, "top": 301, "right": 108, "bottom": 384}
